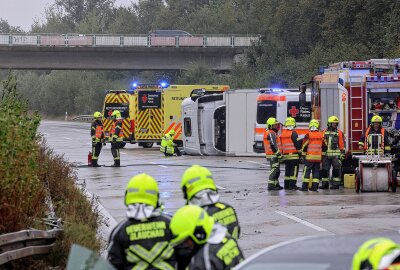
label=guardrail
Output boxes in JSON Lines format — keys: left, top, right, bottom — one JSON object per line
{"left": 0, "top": 228, "right": 62, "bottom": 265}
{"left": 71, "top": 115, "right": 93, "bottom": 122}
{"left": 0, "top": 33, "right": 261, "bottom": 48}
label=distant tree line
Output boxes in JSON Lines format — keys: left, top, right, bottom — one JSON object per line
{"left": 1, "top": 0, "right": 399, "bottom": 116}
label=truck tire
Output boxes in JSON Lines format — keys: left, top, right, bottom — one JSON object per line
{"left": 142, "top": 142, "right": 153, "bottom": 148}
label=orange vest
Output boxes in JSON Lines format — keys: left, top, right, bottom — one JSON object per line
{"left": 263, "top": 129, "right": 281, "bottom": 156}
{"left": 111, "top": 120, "right": 124, "bottom": 137}
{"left": 364, "top": 127, "right": 384, "bottom": 150}
{"left": 95, "top": 125, "right": 103, "bottom": 139}
{"left": 280, "top": 129, "right": 297, "bottom": 155}
{"left": 305, "top": 131, "right": 324, "bottom": 161}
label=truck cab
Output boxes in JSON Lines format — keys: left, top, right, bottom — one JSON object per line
{"left": 253, "top": 89, "right": 312, "bottom": 153}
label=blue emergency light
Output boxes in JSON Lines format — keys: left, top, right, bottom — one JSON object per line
{"left": 160, "top": 81, "right": 169, "bottom": 88}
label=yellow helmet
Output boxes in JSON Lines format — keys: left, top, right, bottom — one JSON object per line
{"left": 266, "top": 117, "right": 280, "bottom": 129}
{"left": 284, "top": 117, "right": 296, "bottom": 127}
{"left": 371, "top": 115, "right": 382, "bottom": 123}
{"left": 169, "top": 129, "right": 176, "bottom": 136}
{"left": 112, "top": 110, "right": 121, "bottom": 118}
{"left": 124, "top": 173, "right": 159, "bottom": 207}
{"left": 309, "top": 119, "right": 320, "bottom": 129}
{"left": 181, "top": 165, "right": 216, "bottom": 200}
{"left": 170, "top": 205, "right": 214, "bottom": 246}
{"left": 352, "top": 238, "right": 400, "bottom": 270}
{"left": 328, "top": 115, "right": 339, "bottom": 124}
{"left": 93, "top": 111, "right": 102, "bottom": 118}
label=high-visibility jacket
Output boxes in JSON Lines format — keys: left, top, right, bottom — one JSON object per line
{"left": 323, "top": 127, "right": 345, "bottom": 157}
{"left": 204, "top": 202, "right": 241, "bottom": 240}
{"left": 279, "top": 129, "right": 301, "bottom": 160}
{"left": 359, "top": 127, "right": 391, "bottom": 154}
{"left": 107, "top": 214, "right": 175, "bottom": 270}
{"left": 160, "top": 133, "right": 175, "bottom": 154}
{"left": 111, "top": 120, "right": 123, "bottom": 142}
{"left": 302, "top": 131, "right": 324, "bottom": 162}
{"left": 263, "top": 129, "right": 280, "bottom": 158}
{"left": 91, "top": 120, "right": 104, "bottom": 143}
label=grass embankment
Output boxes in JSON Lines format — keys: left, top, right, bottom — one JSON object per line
{"left": 0, "top": 73, "right": 101, "bottom": 269}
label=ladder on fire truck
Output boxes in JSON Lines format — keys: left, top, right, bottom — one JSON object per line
{"left": 348, "top": 74, "right": 365, "bottom": 151}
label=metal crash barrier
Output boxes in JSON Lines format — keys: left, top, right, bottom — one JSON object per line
{"left": 0, "top": 229, "right": 62, "bottom": 265}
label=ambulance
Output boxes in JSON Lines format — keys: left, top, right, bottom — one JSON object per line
{"left": 102, "top": 84, "right": 229, "bottom": 147}
{"left": 253, "top": 89, "right": 312, "bottom": 153}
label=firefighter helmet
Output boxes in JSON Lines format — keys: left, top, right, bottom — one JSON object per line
{"left": 309, "top": 119, "right": 320, "bottom": 129}
{"left": 371, "top": 115, "right": 383, "bottom": 123}
{"left": 112, "top": 110, "right": 121, "bottom": 118}
{"left": 169, "top": 129, "right": 176, "bottom": 136}
{"left": 267, "top": 117, "right": 280, "bottom": 129}
{"left": 93, "top": 111, "right": 102, "bottom": 118}
{"left": 352, "top": 238, "right": 400, "bottom": 270}
{"left": 170, "top": 205, "right": 214, "bottom": 246}
{"left": 181, "top": 165, "right": 216, "bottom": 200}
{"left": 328, "top": 115, "right": 339, "bottom": 124}
{"left": 125, "top": 173, "right": 159, "bottom": 207}
{"left": 284, "top": 117, "right": 296, "bottom": 128}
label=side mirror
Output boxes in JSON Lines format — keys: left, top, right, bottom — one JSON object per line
{"left": 299, "top": 92, "right": 306, "bottom": 107}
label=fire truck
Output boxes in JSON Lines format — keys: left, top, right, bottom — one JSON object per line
{"left": 102, "top": 84, "right": 229, "bottom": 148}
{"left": 253, "top": 89, "right": 312, "bottom": 153}
{"left": 299, "top": 58, "right": 400, "bottom": 178}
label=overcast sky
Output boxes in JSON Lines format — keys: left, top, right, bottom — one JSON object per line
{"left": 0, "top": 0, "right": 135, "bottom": 31}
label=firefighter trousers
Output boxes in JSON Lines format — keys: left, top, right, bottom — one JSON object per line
{"left": 321, "top": 156, "right": 341, "bottom": 187}
{"left": 283, "top": 159, "right": 299, "bottom": 188}
{"left": 268, "top": 156, "right": 280, "bottom": 187}
{"left": 92, "top": 142, "right": 102, "bottom": 160}
{"left": 302, "top": 161, "right": 321, "bottom": 184}
{"left": 111, "top": 142, "right": 121, "bottom": 162}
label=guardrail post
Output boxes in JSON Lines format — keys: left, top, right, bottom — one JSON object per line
{"left": 8, "top": 34, "right": 12, "bottom": 46}
{"left": 203, "top": 36, "right": 206, "bottom": 48}
{"left": 37, "top": 35, "right": 40, "bottom": 46}
{"left": 120, "top": 36, "right": 123, "bottom": 47}
{"left": 231, "top": 36, "right": 234, "bottom": 48}
{"left": 93, "top": 35, "right": 96, "bottom": 47}
{"left": 176, "top": 36, "right": 179, "bottom": 48}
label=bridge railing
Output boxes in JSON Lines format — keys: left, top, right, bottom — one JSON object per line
{"left": 0, "top": 33, "right": 261, "bottom": 48}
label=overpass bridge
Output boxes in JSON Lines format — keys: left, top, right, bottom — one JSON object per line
{"left": 0, "top": 33, "right": 260, "bottom": 71}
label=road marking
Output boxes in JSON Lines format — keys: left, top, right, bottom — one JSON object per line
{"left": 275, "top": 210, "right": 328, "bottom": 232}
{"left": 120, "top": 151, "right": 127, "bottom": 155}
{"left": 244, "top": 160, "right": 269, "bottom": 167}
{"left": 216, "top": 185, "right": 226, "bottom": 190}
{"left": 63, "top": 137, "right": 72, "bottom": 140}
{"left": 149, "top": 162, "right": 168, "bottom": 169}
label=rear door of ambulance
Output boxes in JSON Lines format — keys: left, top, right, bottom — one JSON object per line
{"left": 103, "top": 91, "right": 131, "bottom": 141}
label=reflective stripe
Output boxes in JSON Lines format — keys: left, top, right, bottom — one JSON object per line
{"left": 111, "top": 120, "right": 124, "bottom": 138}
{"left": 127, "top": 188, "right": 140, "bottom": 193}
{"left": 364, "top": 127, "right": 385, "bottom": 151}
{"left": 146, "top": 190, "right": 157, "bottom": 195}
{"left": 280, "top": 129, "right": 297, "bottom": 154}
{"left": 126, "top": 241, "right": 174, "bottom": 269}
{"left": 204, "top": 243, "right": 211, "bottom": 270}
{"left": 188, "top": 177, "right": 201, "bottom": 184}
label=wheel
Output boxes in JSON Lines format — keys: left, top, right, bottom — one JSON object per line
{"left": 142, "top": 142, "right": 154, "bottom": 148}
{"left": 355, "top": 168, "right": 361, "bottom": 193}
{"left": 391, "top": 169, "right": 397, "bottom": 193}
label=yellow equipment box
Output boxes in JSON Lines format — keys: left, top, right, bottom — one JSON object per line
{"left": 344, "top": 174, "right": 355, "bottom": 189}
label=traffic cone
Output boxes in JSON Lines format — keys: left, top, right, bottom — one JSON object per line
{"left": 88, "top": 151, "right": 93, "bottom": 166}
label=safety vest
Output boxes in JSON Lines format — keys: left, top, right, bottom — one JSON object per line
{"left": 305, "top": 131, "right": 324, "bottom": 161}
{"left": 95, "top": 125, "right": 103, "bottom": 139}
{"left": 160, "top": 134, "right": 174, "bottom": 154}
{"left": 111, "top": 120, "right": 124, "bottom": 138}
{"left": 280, "top": 129, "right": 297, "bottom": 155}
{"left": 323, "top": 128, "right": 344, "bottom": 156}
{"left": 263, "top": 129, "right": 281, "bottom": 157}
{"left": 364, "top": 127, "right": 385, "bottom": 154}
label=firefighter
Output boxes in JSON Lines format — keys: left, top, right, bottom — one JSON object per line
{"left": 279, "top": 117, "right": 302, "bottom": 190}
{"left": 107, "top": 173, "right": 176, "bottom": 270}
{"left": 358, "top": 115, "right": 391, "bottom": 155}
{"left": 160, "top": 130, "right": 181, "bottom": 156}
{"left": 264, "top": 117, "right": 283, "bottom": 190}
{"left": 180, "top": 165, "right": 240, "bottom": 240}
{"left": 301, "top": 119, "right": 324, "bottom": 191}
{"left": 90, "top": 111, "right": 104, "bottom": 167}
{"left": 170, "top": 205, "right": 244, "bottom": 270}
{"left": 352, "top": 237, "right": 400, "bottom": 270}
{"left": 110, "top": 110, "right": 123, "bottom": 167}
{"left": 321, "top": 115, "right": 345, "bottom": 189}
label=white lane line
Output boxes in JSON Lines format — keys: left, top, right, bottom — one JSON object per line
{"left": 120, "top": 151, "right": 127, "bottom": 155}
{"left": 216, "top": 185, "right": 226, "bottom": 190}
{"left": 148, "top": 162, "right": 168, "bottom": 169}
{"left": 244, "top": 160, "right": 269, "bottom": 167}
{"left": 275, "top": 210, "right": 328, "bottom": 232}
{"left": 63, "top": 137, "right": 72, "bottom": 140}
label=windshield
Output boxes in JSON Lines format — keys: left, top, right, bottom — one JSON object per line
{"left": 257, "top": 100, "right": 277, "bottom": 124}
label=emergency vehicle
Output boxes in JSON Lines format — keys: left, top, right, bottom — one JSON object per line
{"left": 299, "top": 58, "right": 400, "bottom": 154}
{"left": 253, "top": 89, "right": 312, "bottom": 153}
{"left": 102, "top": 84, "right": 229, "bottom": 148}
{"left": 299, "top": 58, "right": 400, "bottom": 188}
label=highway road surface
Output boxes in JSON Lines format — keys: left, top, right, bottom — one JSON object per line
{"left": 39, "top": 121, "right": 400, "bottom": 257}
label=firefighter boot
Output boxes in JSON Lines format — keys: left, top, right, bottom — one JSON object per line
{"left": 310, "top": 182, "right": 319, "bottom": 192}
{"left": 300, "top": 182, "right": 309, "bottom": 191}
{"left": 290, "top": 180, "right": 300, "bottom": 190}
{"left": 111, "top": 160, "right": 120, "bottom": 167}
{"left": 284, "top": 180, "right": 291, "bottom": 190}
{"left": 92, "top": 159, "right": 101, "bottom": 167}
{"left": 330, "top": 182, "right": 339, "bottom": 189}
{"left": 320, "top": 181, "right": 329, "bottom": 190}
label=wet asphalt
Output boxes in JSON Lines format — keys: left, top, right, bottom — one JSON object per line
{"left": 39, "top": 121, "right": 400, "bottom": 257}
